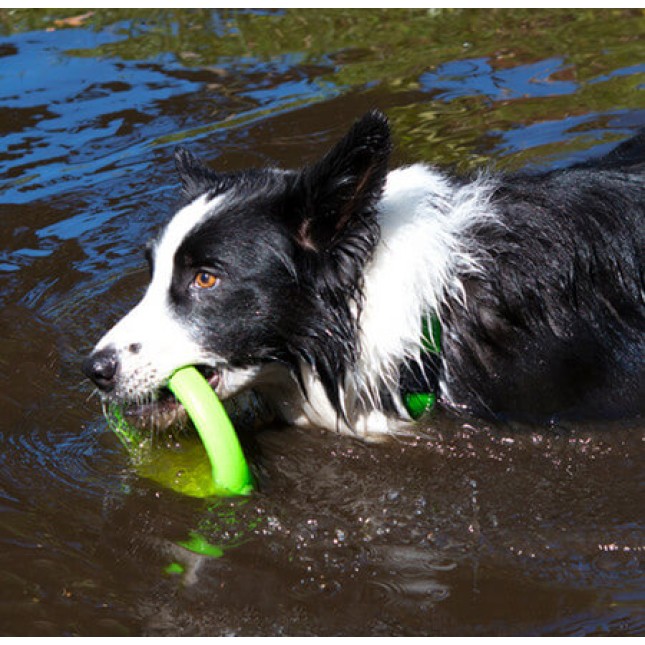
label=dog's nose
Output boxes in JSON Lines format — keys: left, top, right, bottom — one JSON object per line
{"left": 82, "top": 347, "right": 119, "bottom": 392}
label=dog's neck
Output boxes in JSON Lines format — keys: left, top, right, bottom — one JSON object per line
{"left": 261, "top": 164, "right": 499, "bottom": 437}
{"left": 353, "top": 164, "right": 498, "bottom": 421}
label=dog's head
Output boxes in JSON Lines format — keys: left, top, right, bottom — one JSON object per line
{"left": 83, "top": 110, "right": 391, "bottom": 425}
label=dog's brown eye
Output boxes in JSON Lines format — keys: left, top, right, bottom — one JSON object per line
{"left": 193, "top": 271, "right": 220, "bottom": 289}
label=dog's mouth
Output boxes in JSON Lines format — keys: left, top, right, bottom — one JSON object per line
{"left": 122, "top": 365, "right": 220, "bottom": 427}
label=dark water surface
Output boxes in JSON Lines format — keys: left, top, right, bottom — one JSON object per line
{"left": 0, "top": 9, "right": 643, "bottom": 636}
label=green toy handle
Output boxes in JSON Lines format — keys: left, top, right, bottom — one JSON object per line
{"left": 167, "top": 367, "right": 254, "bottom": 497}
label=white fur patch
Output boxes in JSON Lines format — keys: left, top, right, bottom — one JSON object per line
{"left": 256, "top": 361, "right": 397, "bottom": 440}
{"left": 352, "top": 164, "right": 498, "bottom": 411}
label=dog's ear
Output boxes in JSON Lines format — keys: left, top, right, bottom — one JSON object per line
{"left": 174, "top": 146, "right": 224, "bottom": 202}
{"left": 290, "top": 110, "right": 392, "bottom": 251}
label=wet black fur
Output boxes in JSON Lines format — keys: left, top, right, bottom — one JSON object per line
{"left": 441, "top": 140, "right": 645, "bottom": 421}
{"left": 171, "top": 112, "right": 644, "bottom": 424}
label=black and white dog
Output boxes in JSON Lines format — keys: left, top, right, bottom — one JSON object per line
{"left": 83, "top": 110, "right": 644, "bottom": 438}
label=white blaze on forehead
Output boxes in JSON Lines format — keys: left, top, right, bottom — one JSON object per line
{"left": 93, "top": 193, "right": 225, "bottom": 399}
{"left": 151, "top": 192, "right": 221, "bottom": 294}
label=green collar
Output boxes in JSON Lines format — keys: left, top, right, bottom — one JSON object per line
{"left": 403, "top": 316, "right": 441, "bottom": 420}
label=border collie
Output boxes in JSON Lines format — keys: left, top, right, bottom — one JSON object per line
{"left": 83, "top": 110, "right": 644, "bottom": 438}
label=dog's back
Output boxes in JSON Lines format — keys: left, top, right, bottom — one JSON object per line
{"left": 438, "top": 134, "right": 645, "bottom": 422}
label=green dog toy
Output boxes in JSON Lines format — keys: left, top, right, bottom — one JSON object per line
{"left": 167, "top": 366, "right": 254, "bottom": 497}
{"left": 110, "top": 366, "right": 253, "bottom": 498}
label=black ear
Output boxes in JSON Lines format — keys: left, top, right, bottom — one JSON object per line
{"left": 174, "top": 146, "right": 223, "bottom": 201}
{"left": 291, "top": 110, "right": 392, "bottom": 251}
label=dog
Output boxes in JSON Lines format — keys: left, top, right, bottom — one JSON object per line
{"left": 83, "top": 110, "right": 644, "bottom": 438}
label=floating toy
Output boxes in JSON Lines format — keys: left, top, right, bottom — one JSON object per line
{"left": 167, "top": 366, "right": 254, "bottom": 497}
{"left": 109, "top": 366, "right": 253, "bottom": 498}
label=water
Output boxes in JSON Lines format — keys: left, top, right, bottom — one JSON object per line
{"left": 0, "top": 8, "right": 643, "bottom": 636}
